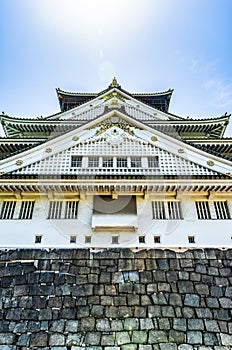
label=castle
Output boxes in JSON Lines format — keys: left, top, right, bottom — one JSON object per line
{"left": 0, "top": 78, "right": 232, "bottom": 247}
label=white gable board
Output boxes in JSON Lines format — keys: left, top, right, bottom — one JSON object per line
{"left": 1, "top": 110, "right": 231, "bottom": 176}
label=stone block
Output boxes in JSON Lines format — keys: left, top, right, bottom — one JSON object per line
{"left": 140, "top": 318, "right": 154, "bottom": 330}
{"left": 80, "top": 317, "right": 95, "bottom": 331}
{"left": 178, "top": 345, "right": 193, "bottom": 350}
{"left": 49, "top": 333, "right": 65, "bottom": 346}
{"left": 16, "top": 333, "right": 30, "bottom": 346}
{"left": 101, "top": 334, "right": 115, "bottom": 346}
{"left": 177, "top": 281, "right": 194, "bottom": 293}
{"left": 195, "top": 307, "right": 212, "bottom": 319}
{"left": 96, "top": 319, "right": 110, "bottom": 331}
{"left": 84, "top": 332, "right": 101, "bottom": 345}
{"left": 65, "top": 320, "right": 79, "bottom": 332}
{"left": 30, "top": 332, "right": 48, "bottom": 347}
{"left": 151, "top": 293, "right": 168, "bottom": 305}
{"left": 220, "top": 333, "right": 232, "bottom": 346}
{"left": 187, "top": 331, "right": 203, "bottom": 344}
{"left": 161, "top": 305, "right": 175, "bottom": 317}
{"left": 204, "top": 319, "right": 220, "bottom": 332}
{"left": 148, "top": 330, "right": 168, "bottom": 344}
{"left": 219, "top": 297, "right": 232, "bottom": 308}
{"left": 188, "top": 319, "right": 204, "bottom": 330}
{"left": 203, "top": 332, "right": 219, "bottom": 345}
{"left": 160, "top": 344, "right": 177, "bottom": 350}
{"left": 132, "top": 331, "right": 147, "bottom": 344}
{"left": 158, "top": 317, "right": 171, "bottom": 330}
{"left": 173, "top": 318, "right": 187, "bottom": 331}
{"left": 124, "top": 318, "right": 139, "bottom": 330}
{"left": 66, "top": 333, "right": 82, "bottom": 346}
{"left": 115, "top": 331, "right": 131, "bottom": 345}
{"left": 184, "top": 294, "right": 200, "bottom": 307}
{"left": 169, "top": 330, "right": 185, "bottom": 344}
{"left": 0, "top": 333, "right": 16, "bottom": 345}
{"left": 90, "top": 305, "right": 104, "bottom": 317}
{"left": 110, "top": 320, "right": 124, "bottom": 331}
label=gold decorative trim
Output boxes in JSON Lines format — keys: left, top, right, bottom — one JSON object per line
{"left": 45, "top": 148, "right": 52, "bottom": 153}
{"left": 207, "top": 160, "right": 214, "bottom": 166}
{"left": 72, "top": 136, "right": 79, "bottom": 141}
{"left": 16, "top": 160, "right": 23, "bottom": 166}
{"left": 178, "top": 149, "right": 185, "bottom": 153}
{"left": 151, "top": 136, "right": 157, "bottom": 142}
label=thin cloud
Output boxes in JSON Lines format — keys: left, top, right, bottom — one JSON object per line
{"left": 191, "top": 59, "right": 217, "bottom": 74}
{"left": 204, "top": 79, "right": 232, "bottom": 108}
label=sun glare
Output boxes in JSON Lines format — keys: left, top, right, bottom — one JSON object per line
{"left": 33, "top": 0, "right": 153, "bottom": 42}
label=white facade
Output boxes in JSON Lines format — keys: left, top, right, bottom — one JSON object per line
{"left": 0, "top": 80, "right": 232, "bottom": 248}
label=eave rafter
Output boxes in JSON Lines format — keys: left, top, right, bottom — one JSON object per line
{"left": 0, "top": 178, "right": 231, "bottom": 198}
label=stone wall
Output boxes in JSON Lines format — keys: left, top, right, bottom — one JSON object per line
{"left": 0, "top": 248, "right": 231, "bottom": 350}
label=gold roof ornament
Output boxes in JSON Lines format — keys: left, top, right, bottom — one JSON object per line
{"left": 109, "top": 92, "right": 120, "bottom": 109}
{"left": 110, "top": 77, "right": 119, "bottom": 88}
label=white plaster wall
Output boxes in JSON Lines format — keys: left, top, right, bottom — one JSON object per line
{"left": 0, "top": 197, "right": 231, "bottom": 247}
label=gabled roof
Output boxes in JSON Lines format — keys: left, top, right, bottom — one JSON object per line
{"left": 0, "top": 109, "right": 231, "bottom": 179}
{"left": 57, "top": 77, "right": 174, "bottom": 113}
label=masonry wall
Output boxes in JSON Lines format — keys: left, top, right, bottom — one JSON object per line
{"left": 0, "top": 248, "right": 232, "bottom": 350}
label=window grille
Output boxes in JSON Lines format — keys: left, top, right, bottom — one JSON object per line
{"left": 167, "top": 201, "right": 182, "bottom": 220}
{"left": 48, "top": 201, "right": 63, "bottom": 219}
{"left": 103, "top": 157, "right": 113, "bottom": 167}
{"left": 152, "top": 201, "right": 182, "bottom": 220}
{"left": 131, "top": 157, "right": 142, "bottom": 167}
{"left": 48, "top": 201, "right": 79, "bottom": 219}
{"left": 0, "top": 201, "right": 16, "bottom": 219}
{"left": 152, "top": 201, "right": 165, "bottom": 219}
{"left": 88, "top": 157, "right": 99, "bottom": 167}
{"left": 214, "top": 201, "right": 230, "bottom": 219}
{"left": 19, "top": 201, "right": 35, "bottom": 219}
{"left": 117, "top": 158, "right": 127, "bottom": 167}
{"left": 195, "top": 201, "right": 211, "bottom": 219}
{"left": 148, "top": 156, "right": 159, "bottom": 168}
{"left": 65, "top": 201, "right": 78, "bottom": 219}
{"left": 71, "top": 156, "right": 82, "bottom": 167}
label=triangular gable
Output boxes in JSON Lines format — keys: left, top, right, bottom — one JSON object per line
{"left": 1, "top": 110, "right": 231, "bottom": 177}
{"left": 49, "top": 87, "right": 177, "bottom": 123}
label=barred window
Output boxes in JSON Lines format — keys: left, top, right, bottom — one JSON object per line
{"left": 214, "top": 201, "right": 230, "bottom": 220}
{"left": 19, "top": 201, "right": 35, "bottom": 219}
{"left": 48, "top": 201, "right": 78, "bottom": 219}
{"left": 0, "top": 201, "right": 16, "bottom": 219}
{"left": 103, "top": 157, "right": 113, "bottom": 167}
{"left": 148, "top": 156, "right": 159, "bottom": 168}
{"left": 48, "top": 201, "right": 63, "bottom": 219}
{"left": 152, "top": 201, "right": 165, "bottom": 219}
{"left": 88, "top": 157, "right": 99, "bottom": 167}
{"left": 65, "top": 201, "right": 78, "bottom": 219}
{"left": 167, "top": 201, "right": 182, "bottom": 220}
{"left": 117, "top": 158, "right": 127, "bottom": 167}
{"left": 71, "top": 156, "right": 82, "bottom": 167}
{"left": 152, "top": 201, "right": 182, "bottom": 220}
{"left": 131, "top": 157, "right": 142, "bottom": 167}
{"left": 195, "top": 201, "right": 211, "bottom": 219}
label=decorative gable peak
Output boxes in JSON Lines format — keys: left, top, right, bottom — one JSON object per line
{"left": 109, "top": 77, "right": 120, "bottom": 88}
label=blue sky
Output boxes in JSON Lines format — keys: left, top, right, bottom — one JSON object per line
{"left": 1, "top": 0, "right": 232, "bottom": 136}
